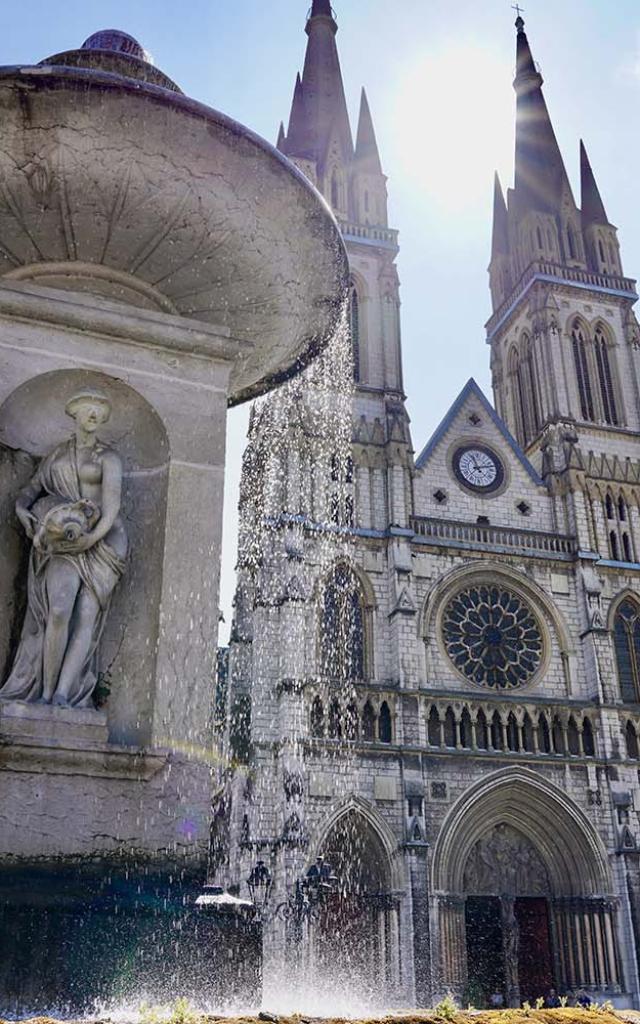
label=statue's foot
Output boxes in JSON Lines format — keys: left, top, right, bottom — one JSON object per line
{"left": 52, "top": 695, "right": 70, "bottom": 707}
{"left": 36, "top": 696, "right": 52, "bottom": 704}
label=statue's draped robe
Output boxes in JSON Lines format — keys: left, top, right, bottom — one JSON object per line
{"left": 0, "top": 439, "right": 126, "bottom": 706}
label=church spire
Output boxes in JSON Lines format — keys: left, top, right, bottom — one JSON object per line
{"left": 580, "top": 140, "right": 610, "bottom": 227}
{"left": 282, "top": 1, "right": 353, "bottom": 166}
{"left": 490, "top": 172, "right": 508, "bottom": 257}
{"left": 512, "top": 15, "right": 575, "bottom": 216}
{"left": 354, "top": 87, "right": 383, "bottom": 173}
{"left": 282, "top": 71, "right": 310, "bottom": 156}
{"left": 309, "top": 0, "right": 334, "bottom": 19}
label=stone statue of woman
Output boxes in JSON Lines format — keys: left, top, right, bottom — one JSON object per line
{"left": 0, "top": 387, "right": 127, "bottom": 708}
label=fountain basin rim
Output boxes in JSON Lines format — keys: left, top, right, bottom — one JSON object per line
{"left": 0, "top": 63, "right": 349, "bottom": 407}
{"left": 0, "top": 63, "right": 340, "bottom": 218}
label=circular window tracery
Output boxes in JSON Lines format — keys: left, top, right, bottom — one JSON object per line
{"left": 442, "top": 585, "right": 543, "bottom": 690}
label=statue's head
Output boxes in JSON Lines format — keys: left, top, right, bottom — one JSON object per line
{"left": 65, "top": 387, "right": 112, "bottom": 433}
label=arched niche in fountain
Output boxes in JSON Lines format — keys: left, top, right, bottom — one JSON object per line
{"left": 0, "top": 368, "right": 170, "bottom": 746}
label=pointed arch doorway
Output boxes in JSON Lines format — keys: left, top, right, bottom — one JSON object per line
{"left": 433, "top": 771, "right": 622, "bottom": 1007}
{"left": 463, "top": 823, "right": 555, "bottom": 1005}
{"left": 309, "top": 808, "right": 400, "bottom": 1008}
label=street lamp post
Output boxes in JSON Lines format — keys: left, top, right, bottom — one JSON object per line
{"left": 246, "top": 856, "right": 339, "bottom": 925}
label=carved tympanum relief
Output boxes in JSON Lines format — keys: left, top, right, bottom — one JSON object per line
{"left": 463, "top": 822, "right": 550, "bottom": 896}
{"left": 0, "top": 387, "right": 127, "bottom": 708}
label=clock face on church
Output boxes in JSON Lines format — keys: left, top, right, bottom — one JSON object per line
{"left": 453, "top": 444, "right": 504, "bottom": 494}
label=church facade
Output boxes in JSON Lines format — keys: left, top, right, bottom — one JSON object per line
{"left": 220, "top": 3, "right": 640, "bottom": 1009}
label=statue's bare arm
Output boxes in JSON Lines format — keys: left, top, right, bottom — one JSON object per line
{"left": 15, "top": 474, "right": 44, "bottom": 539}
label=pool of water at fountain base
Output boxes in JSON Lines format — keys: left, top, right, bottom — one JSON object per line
{"left": 0, "top": 867, "right": 261, "bottom": 1020}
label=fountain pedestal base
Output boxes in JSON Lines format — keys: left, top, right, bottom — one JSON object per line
{"left": 0, "top": 701, "right": 108, "bottom": 745}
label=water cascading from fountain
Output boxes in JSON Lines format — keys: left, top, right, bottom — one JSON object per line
{"left": 226, "top": 295, "right": 394, "bottom": 1015}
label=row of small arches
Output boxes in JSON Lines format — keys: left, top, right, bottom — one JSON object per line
{"left": 518, "top": 218, "right": 617, "bottom": 277}
{"left": 310, "top": 696, "right": 393, "bottom": 744}
{"left": 516, "top": 216, "right": 584, "bottom": 271}
{"left": 426, "top": 704, "right": 596, "bottom": 757}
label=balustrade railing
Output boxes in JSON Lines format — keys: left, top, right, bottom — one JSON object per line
{"left": 487, "top": 259, "right": 637, "bottom": 334}
{"left": 338, "top": 219, "right": 399, "bottom": 248}
{"left": 410, "top": 515, "right": 576, "bottom": 558}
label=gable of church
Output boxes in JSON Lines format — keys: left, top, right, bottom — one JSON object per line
{"left": 413, "top": 378, "right": 553, "bottom": 530}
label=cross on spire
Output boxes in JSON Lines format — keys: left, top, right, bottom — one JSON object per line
{"left": 512, "top": 3, "right": 525, "bottom": 18}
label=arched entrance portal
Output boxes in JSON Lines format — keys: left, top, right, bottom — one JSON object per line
{"left": 433, "top": 771, "right": 621, "bottom": 1007}
{"left": 310, "top": 808, "right": 400, "bottom": 1007}
{"left": 463, "top": 823, "right": 556, "bottom": 1004}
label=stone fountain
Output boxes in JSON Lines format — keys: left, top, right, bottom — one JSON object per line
{"left": 0, "top": 29, "right": 346, "bottom": 1014}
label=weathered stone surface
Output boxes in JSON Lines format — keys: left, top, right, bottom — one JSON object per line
{"left": 0, "top": 302, "right": 223, "bottom": 866}
{"left": 0, "top": 48, "right": 347, "bottom": 404}
{"left": 0, "top": 749, "right": 209, "bottom": 863}
{"left": 0, "top": 701, "right": 108, "bottom": 746}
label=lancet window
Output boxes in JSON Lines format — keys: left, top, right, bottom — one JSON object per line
{"left": 330, "top": 169, "right": 343, "bottom": 211}
{"left": 626, "top": 720, "right": 639, "bottom": 760}
{"left": 609, "top": 241, "right": 618, "bottom": 270}
{"left": 320, "top": 563, "right": 366, "bottom": 681}
{"left": 566, "top": 221, "right": 578, "bottom": 261}
{"left": 311, "top": 696, "right": 325, "bottom": 737}
{"left": 594, "top": 323, "right": 619, "bottom": 426}
{"left": 379, "top": 701, "right": 392, "bottom": 743}
{"left": 329, "top": 452, "right": 355, "bottom": 528}
{"left": 345, "top": 701, "right": 359, "bottom": 740}
{"left": 614, "top": 598, "right": 640, "bottom": 703}
{"left": 571, "top": 319, "right": 595, "bottom": 421}
{"left": 605, "top": 491, "right": 634, "bottom": 562}
{"left": 509, "top": 337, "right": 541, "bottom": 446}
{"left": 362, "top": 699, "right": 376, "bottom": 740}
{"left": 328, "top": 698, "right": 342, "bottom": 739}
{"left": 571, "top": 319, "right": 621, "bottom": 426}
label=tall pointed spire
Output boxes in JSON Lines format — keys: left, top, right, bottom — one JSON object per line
{"left": 491, "top": 172, "right": 508, "bottom": 258}
{"left": 283, "top": 71, "right": 310, "bottom": 157}
{"left": 309, "top": 0, "right": 334, "bottom": 18}
{"left": 580, "top": 140, "right": 610, "bottom": 226}
{"left": 512, "top": 16, "right": 574, "bottom": 216}
{"left": 355, "top": 88, "right": 383, "bottom": 173}
{"left": 281, "top": 1, "right": 352, "bottom": 166}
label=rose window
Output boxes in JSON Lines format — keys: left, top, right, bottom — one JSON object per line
{"left": 442, "top": 585, "right": 543, "bottom": 690}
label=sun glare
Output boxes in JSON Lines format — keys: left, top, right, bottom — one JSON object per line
{"left": 391, "top": 42, "right": 514, "bottom": 215}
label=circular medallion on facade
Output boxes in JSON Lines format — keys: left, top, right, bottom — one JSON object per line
{"left": 442, "top": 585, "right": 543, "bottom": 689}
{"left": 453, "top": 444, "right": 504, "bottom": 493}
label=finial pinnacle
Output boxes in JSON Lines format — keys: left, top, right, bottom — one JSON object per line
{"left": 512, "top": 3, "right": 525, "bottom": 31}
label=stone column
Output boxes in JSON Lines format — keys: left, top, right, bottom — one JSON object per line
{"left": 438, "top": 895, "right": 468, "bottom": 1000}
{"left": 408, "top": 844, "right": 432, "bottom": 1006}
{"left": 622, "top": 853, "right": 640, "bottom": 1002}
{"left": 552, "top": 897, "right": 622, "bottom": 993}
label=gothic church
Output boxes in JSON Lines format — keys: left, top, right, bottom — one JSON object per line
{"left": 220, "top": 2, "right": 640, "bottom": 1009}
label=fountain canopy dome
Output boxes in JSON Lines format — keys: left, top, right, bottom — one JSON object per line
{"left": 0, "top": 30, "right": 347, "bottom": 403}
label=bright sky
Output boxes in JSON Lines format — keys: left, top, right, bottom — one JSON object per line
{"left": 4, "top": 1, "right": 640, "bottom": 639}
